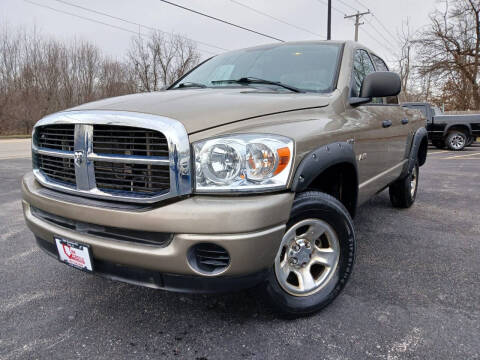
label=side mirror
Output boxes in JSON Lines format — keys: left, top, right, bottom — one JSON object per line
{"left": 361, "top": 71, "right": 401, "bottom": 98}
{"left": 350, "top": 72, "right": 401, "bottom": 106}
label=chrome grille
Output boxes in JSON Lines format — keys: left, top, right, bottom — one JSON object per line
{"left": 94, "top": 161, "right": 170, "bottom": 194}
{"left": 32, "top": 111, "right": 192, "bottom": 203}
{"left": 93, "top": 125, "right": 169, "bottom": 156}
{"left": 35, "top": 153, "right": 76, "bottom": 185}
{"left": 35, "top": 124, "right": 75, "bottom": 151}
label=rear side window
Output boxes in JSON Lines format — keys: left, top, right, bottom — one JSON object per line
{"left": 412, "top": 105, "right": 427, "bottom": 117}
{"left": 371, "top": 53, "right": 399, "bottom": 104}
{"left": 371, "top": 54, "right": 389, "bottom": 72}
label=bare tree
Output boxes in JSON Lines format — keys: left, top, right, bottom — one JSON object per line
{"left": 0, "top": 27, "right": 138, "bottom": 135}
{"left": 416, "top": 0, "right": 480, "bottom": 110}
{"left": 0, "top": 27, "right": 201, "bottom": 135}
{"left": 128, "top": 31, "right": 200, "bottom": 92}
{"left": 396, "top": 20, "right": 414, "bottom": 102}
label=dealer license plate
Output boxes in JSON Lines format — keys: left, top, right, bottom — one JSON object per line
{"left": 55, "top": 237, "right": 93, "bottom": 272}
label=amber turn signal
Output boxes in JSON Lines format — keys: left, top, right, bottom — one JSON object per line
{"left": 274, "top": 147, "right": 291, "bottom": 175}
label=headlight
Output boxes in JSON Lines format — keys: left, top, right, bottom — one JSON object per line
{"left": 193, "top": 134, "right": 294, "bottom": 192}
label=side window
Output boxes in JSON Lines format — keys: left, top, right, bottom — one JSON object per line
{"left": 351, "top": 49, "right": 383, "bottom": 103}
{"left": 412, "top": 105, "right": 427, "bottom": 117}
{"left": 371, "top": 53, "right": 399, "bottom": 105}
{"left": 371, "top": 54, "right": 389, "bottom": 72}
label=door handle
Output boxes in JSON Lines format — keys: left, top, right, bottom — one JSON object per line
{"left": 382, "top": 120, "right": 392, "bottom": 128}
{"left": 401, "top": 118, "right": 409, "bottom": 125}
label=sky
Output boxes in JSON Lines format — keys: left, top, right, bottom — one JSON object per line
{"left": 1, "top": 0, "right": 441, "bottom": 66}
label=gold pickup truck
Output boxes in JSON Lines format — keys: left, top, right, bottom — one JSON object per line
{"left": 22, "top": 40, "right": 427, "bottom": 316}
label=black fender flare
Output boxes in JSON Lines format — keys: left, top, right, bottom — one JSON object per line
{"left": 291, "top": 141, "right": 358, "bottom": 215}
{"left": 443, "top": 123, "right": 472, "bottom": 137}
{"left": 401, "top": 127, "right": 428, "bottom": 178}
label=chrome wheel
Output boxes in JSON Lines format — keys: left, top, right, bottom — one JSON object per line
{"left": 410, "top": 166, "right": 417, "bottom": 198}
{"left": 449, "top": 134, "right": 465, "bottom": 150}
{"left": 275, "top": 218, "right": 340, "bottom": 296}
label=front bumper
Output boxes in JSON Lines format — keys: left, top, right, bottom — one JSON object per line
{"left": 22, "top": 173, "right": 293, "bottom": 290}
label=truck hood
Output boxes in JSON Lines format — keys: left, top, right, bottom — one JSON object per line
{"left": 69, "top": 88, "right": 331, "bottom": 134}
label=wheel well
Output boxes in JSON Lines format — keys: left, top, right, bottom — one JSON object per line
{"left": 418, "top": 136, "right": 428, "bottom": 166}
{"left": 306, "top": 163, "right": 357, "bottom": 218}
{"left": 446, "top": 125, "right": 470, "bottom": 137}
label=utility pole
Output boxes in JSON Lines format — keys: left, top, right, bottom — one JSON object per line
{"left": 344, "top": 10, "right": 370, "bottom": 41}
{"left": 327, "top": 0, "right": 332, "bottom": 40}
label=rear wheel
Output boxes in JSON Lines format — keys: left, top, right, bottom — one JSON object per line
{"left": 466, "top": 136, "right": 475, "bottom": 147}
{"left": 389, "top": 162, "right": 419, "bottom": 208}
{"left": 445, "top": 131, "right": 467, "bottom": 151}
{"left": 261, "top": 191, "right": 355, "bottom": 316}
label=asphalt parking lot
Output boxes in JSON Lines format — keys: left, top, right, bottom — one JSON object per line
{"left": 1, "top": 140, "right": 479, "bottom": 359}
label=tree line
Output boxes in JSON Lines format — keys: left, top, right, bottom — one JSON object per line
{"left": 0, "top": 28, "right": 200, "bottom": 135}
{"left": 1, "top": 0, "right": 478, "bottom": 134}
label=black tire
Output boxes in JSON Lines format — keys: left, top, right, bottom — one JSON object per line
{"left": 466, "top": 136, "right": 474, "bottom": 147}
{"left": 389, "top": 162, "right": 419, "bottom": 208}
{"left": 432, "top": 140, "right": 445, "bottom": 149}
{"left": 260, "top": 191, "right": 355, "bottom": 317}
{"left": 445, "top": 131, "right": 467, "bottom": 151}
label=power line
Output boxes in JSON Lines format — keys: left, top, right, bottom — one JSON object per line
{"left": 315, "top": 0, "right": 397, "bottom": 59}
{"left": 157, "top": 0, "right": 284, "bottom": 42}
{"left": 25, "top": 0, "right": 149, "bottom": 38}
{"left": 351, "top": 0, "right": 370, "bottom": 11}
{"left": 344, "top": 11, "right": 370, "bottom": 42}
{"left": 50, "top": 0, "right": 228, "bottom": 52}
{"left": 317, "top": 0, "right": 397, "bottom": 56}
{"left": 229, "top": 0, "right": 324, "bottom": 39}
{"left": 336, "top": 0, "right": 358, "bottom": 12}
{"left": 371, "top": 13, "right": 400, "bottom": 46}
{"left": 316, "top": 0, "right": 345, "bottom": 16}
{"left": 361, "top": 26, "right": 396, "bottom": 57}
{"left": 364, "top": 18, "right": 397, "bottom": 48}
{"left": 329, "top": 0, "right": 400, "bottom": 47}
{"left": 24, "top": 0, "right": 220, "bottom": 57}
{"left": 344, "top": 0, "right": 400, "bottom": 45}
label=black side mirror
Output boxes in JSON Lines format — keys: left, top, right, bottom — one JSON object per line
{"left": 361, "top": 71, "right": 401, "bottom": 98}
{"left": 350, "top": 72, "right": 401, "bottom": 106}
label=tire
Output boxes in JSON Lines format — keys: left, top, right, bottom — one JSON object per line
{"left": 260, "top": 191, "right": 355, "bottom": 317}
{"left": 466, "top": 136, "right": 474, "bottom": 147}
{"left": 432, "top": 140, "right": 445, "bottom": 149}
{"left": 445, "top": 131, "right": 467, "bottom": 151}
{"left": 389, "top": 162, "right": 419, "bottom": 208}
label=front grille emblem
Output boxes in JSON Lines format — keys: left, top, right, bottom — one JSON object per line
{"left": 74, "top": 150, "right": 85, "bottom": 166}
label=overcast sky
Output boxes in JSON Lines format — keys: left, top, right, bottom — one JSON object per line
{"left": 2, "top": 0, "right": 441, "bottom": 65}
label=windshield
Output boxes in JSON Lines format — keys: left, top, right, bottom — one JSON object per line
{"left": 171, "top": 43, "right": 342, "bottom": 93}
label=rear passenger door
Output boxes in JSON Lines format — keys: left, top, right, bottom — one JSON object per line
{"left": 370, "top": 53, "right": 411, "bottom": 171}
{"left": 347, "top": 49, "right": 392, "bottom": 202}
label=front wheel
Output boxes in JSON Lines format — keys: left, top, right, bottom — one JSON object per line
{"left": 261, "top": 192, "right": 355, "bottom": 316}
{"left": 389, "top": 162, "right": 419, "bottom": 208}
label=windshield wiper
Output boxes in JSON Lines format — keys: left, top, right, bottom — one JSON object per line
{"left": 211, "top": 77, "right": 303, "bottom": 93}
{"left": 177, "top": 82, "right": 207, "bottom": 89}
